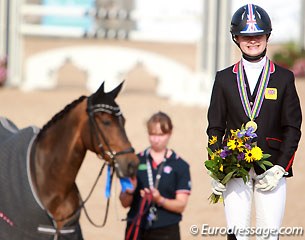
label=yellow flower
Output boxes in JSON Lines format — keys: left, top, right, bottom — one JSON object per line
{"left": 230, "top": 129, "right": 240, "bottom": 137}
{"left": 251, "top": 146, "right": 263, "bottom": 160}
{"left": 209, "top": 136, "right": 217, "bottom": 145}
{"left": 211, "top": 149, "right": 221, "bottom": 160}
{"left": 219, "top": 164, "right": 224, "bottom": 172}
{"left": 227, "top": 138, "right": 243, "bottom": 150}
{"left": 245, "top": 149, "right": 255, "bottom": 163}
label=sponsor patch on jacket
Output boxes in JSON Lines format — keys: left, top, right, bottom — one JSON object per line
{"left": 163, "top": 166, "right": 172, "bottom": 174}
{"left": 265, "top": 88, "right": 277, "bottom": 100}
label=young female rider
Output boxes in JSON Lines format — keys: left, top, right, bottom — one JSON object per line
{"left": 207, "top": 4, "right": 302, "bottom": 240}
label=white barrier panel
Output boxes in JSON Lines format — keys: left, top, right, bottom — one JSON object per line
{"left": 20, "top": 24, "right": 89, "bottom": 38}
{"left": 22, "top": 46, "right": 210, "bottom": 106}
{"left": 21, "top": 4, "right": 96, "bottom": 17}
{"left": 128, "top": 30, "right": 201, "bottom": 44}
{"left": 20, "top": 24, "right": 200, "bottom": 43}
{"left": 21, "top": 4, "right": 200, "bottom": 21}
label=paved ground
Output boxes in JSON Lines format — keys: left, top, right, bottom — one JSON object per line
{"left": 0, "top": 39, "right": 304, "bottom": 239}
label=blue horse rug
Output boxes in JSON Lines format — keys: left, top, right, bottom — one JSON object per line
{"left": 0, "top": 117, "right": 83, "bottom": 240}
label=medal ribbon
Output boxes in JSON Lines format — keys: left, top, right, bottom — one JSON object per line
{"left": 237, "top": 58, "right": 271, "bottom": 121}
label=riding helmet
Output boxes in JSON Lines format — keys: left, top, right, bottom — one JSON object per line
{"left": 230, "top": 4, "right": 272, "bottom": 37}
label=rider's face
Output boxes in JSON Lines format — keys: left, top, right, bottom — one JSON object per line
{"left": 236, "top": 35, "right": 268, "bottom": 60}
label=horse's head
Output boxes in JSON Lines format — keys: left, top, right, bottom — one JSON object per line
{"left": 86, "top": 81, "right": 139, "bottom": 178}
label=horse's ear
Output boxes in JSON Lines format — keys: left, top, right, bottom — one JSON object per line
{"left": 108, "top": 81, "right": 124, "bottom": 99}
{"left": 91, "top": 81, "right": 123, "bottom": 104}
{"left": 90, "top": 82, "right": 106, "bottom": 104}
{"left": 95, "top": 81, "right": 105, "bottom": 94}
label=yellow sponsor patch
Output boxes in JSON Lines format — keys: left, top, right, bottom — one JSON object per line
{"left": 265, "top": 88, "right": 277, "bottom": 100}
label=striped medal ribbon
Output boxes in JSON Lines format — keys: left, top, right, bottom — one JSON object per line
{"left": 236, "top": 58, "right": 271, "bottom": 132}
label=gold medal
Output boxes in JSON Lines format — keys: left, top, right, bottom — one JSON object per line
{"left": 245, "top": 120, "right": 257, "bottom": 132}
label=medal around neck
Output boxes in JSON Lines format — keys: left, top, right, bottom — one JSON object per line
{"left": 236, "top": 58, "right": 271, "bottom": 134}
{"left": 245, "top": 120, "right": 257, "bottom": 132}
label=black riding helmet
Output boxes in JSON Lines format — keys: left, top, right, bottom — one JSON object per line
{"left": 230, "top": 4, "right": 272, "bottom": 61}
{"left": 231, "top": 4, "right": 272, "bottom": 36}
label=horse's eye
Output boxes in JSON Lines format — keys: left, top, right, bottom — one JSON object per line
{"left": 102, "top": 120, "right": 111, "bottom": 126}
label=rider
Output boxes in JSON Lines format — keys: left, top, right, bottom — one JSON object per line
{"left": 206, "top": 4, "right": 302, "bottom": 240}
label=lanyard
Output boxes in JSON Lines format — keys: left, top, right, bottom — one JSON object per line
{"left": 145, "top": 148, "right": 168, "bottom": 190}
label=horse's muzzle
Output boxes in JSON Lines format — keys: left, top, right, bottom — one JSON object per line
{"left": 115, "top": 156, "right": 139, "bottom": 178}
{"left": 127, "top": 161, "right": 138, "bottom": 177}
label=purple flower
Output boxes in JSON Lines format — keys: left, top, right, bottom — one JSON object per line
{"left": 220, "top": 146, "right": 231, "bottom": 159}
{"left": 245, "top": 143, "right": 252, "bottom": 150}
{"left": 245, "top": 127, "right": 257, "bottom": 138}
{"left": 237, "top": 130, "right": 245, "bottom": 138}
{"left": 220, "top": 150, "right": 228, "bottom": 159}
{"left": 237, "top": 152, "right": 245, "bottom": 161}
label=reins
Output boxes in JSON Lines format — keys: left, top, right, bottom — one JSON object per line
{"left": 81, "top": 161, "right": 113, "bottom": 228}
{"left": 125, "top": 192, "right": 152, "bottom": 240}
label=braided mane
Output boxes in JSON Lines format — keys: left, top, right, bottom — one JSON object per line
{"left": 36, "top": 95, "right": 87, "bottom": 140}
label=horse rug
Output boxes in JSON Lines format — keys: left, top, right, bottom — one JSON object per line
{"left": 0, "top": 117, "right": 83, "bottom": 240}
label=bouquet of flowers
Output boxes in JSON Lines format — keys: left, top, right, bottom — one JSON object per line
{"left": 205, "top": 125, "right": 272, "bottom": 203}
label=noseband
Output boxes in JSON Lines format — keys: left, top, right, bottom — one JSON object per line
{"left": 86, "top": 96, "right": 135, "bottom": 176}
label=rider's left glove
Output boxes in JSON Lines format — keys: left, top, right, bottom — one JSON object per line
{"left": 255, "top": 165, "right": 287, "bottom": 192}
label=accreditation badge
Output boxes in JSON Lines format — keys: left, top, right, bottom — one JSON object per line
{"left": 265, "top": 88, "right": 277, "bottom": 100}
{"left": 138, "top": 163, "right": 147, "bottom": 170}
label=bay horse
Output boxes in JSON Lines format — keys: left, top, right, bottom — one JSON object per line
{"left": 0, "top": 82, "right": 139, "bottom": 240}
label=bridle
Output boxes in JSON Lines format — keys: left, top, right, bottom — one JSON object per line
{"left": 86, "top": 96, "right": 135, "bottom": 177}
{"left": 74, "top": 96, "right": 136, "bottom": 228}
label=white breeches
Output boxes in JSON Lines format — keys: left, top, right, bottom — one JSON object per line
{"left": 223, "top": 168, "right": 286, "bottom": 240}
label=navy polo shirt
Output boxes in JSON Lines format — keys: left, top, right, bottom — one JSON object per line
{"left": 127, "top": 149, "right": 191, "bottom": 229}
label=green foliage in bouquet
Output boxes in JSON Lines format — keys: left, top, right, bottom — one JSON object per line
{"left": 205, "top": 125, "right": 273, "bottom": 203}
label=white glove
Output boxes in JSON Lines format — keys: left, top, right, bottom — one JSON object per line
{"left": 255, "top": 165, "right": 287, "bottom": 192}
{"left": 211, "top": 179, "right": 226, "bottom": 195}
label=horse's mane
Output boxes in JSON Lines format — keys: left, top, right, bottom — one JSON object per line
{"left": 36, "top": 95, "right": 87, "bottom": 140}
